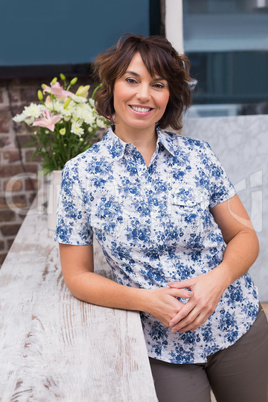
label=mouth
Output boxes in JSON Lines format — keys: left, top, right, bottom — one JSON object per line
{"left": 129, "top": 105, "right": 153, "bottom": 114}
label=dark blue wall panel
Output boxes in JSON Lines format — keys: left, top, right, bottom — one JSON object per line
{"left": 0, "top": 0, "right": 150, "bottom": 66}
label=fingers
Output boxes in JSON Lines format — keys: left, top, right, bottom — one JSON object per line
{"left": 167, "top": 278, "right": 194, "bottom": 290}
{"left": 170, "top": 308, "right": 206, "bottom": 333}
{"left": 169, "top": 300, "right": 215, "bottom": 333}
{"left": 169, "top": 301, "right": 193, "bottom": 329}
{"left": 176, "top": 315, "right": 206, "bottom": 333}
{"left": 169, "top": 288, "right": 193, "bottom": 299}
{"left": 146, "top": 287, "right": 193, "bottom": 328}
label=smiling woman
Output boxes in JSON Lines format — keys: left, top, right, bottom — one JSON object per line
{"left": 55, "top": 34, "right": 268, "bottom": 402}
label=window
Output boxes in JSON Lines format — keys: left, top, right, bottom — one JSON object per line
{"left": 183, "top": 0, "right": 268, "bottom": 117}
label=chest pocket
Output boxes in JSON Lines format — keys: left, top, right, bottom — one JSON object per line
{"left": 168, "top": 190, "right": 206, "bottom": 234}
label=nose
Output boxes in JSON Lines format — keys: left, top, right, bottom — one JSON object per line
{"left": 136, "top": 83, "right": 151, "bottom": 102}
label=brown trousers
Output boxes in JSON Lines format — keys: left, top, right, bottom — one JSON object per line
{"left": 149, "top": 306, "right": 268, "bottom": 402}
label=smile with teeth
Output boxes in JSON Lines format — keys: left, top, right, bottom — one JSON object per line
{"left": 130, "top": 105, "right": 153, "bottom": 113}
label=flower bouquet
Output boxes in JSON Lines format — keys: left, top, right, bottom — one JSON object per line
{"left": 13, "top": 74, "right": 108, "bottom": 175}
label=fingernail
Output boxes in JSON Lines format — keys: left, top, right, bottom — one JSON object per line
{"left": 170, "top": 322, "right": 175, "bottom": 327}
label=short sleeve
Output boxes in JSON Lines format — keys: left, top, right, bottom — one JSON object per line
{"left": 54, "top": 161, "right": 93, "bottom": 245}
{"left": 203, "top": 142, "right": 236, "bottom": 209}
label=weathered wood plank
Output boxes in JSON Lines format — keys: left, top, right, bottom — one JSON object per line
{"left": 0, "top": 199, "right": 157, "bottom": 401}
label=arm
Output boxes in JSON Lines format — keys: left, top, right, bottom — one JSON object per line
{"left": 168, "top": 194, "right": 259, "bottom": 333}
{"left": 59, "top": 243, "right": 192, "bottom": 327}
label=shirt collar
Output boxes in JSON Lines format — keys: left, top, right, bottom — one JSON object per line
{"left": 156, "top": 127, "right": 177, "bottom": 157}
{"left": 102, "top": 126, "right": 126, "bottom": 160}
{"left": 103, "top": 125, "right": 177, "bottom": 160}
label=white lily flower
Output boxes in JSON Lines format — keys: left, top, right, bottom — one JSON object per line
{"left": 96, "top": 118, "right": 107, "bottom": 128}
{"left": 70, "top": 94, "right": 87, "bottom": 103}
{"left": 71, "top": 121, "right": 84, "bottom": 136}
{"left": 13, "top": 103, "right": 45, "bottom": 123}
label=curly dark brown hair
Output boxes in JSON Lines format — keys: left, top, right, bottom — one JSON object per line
{"left": 93, "top": 33, "right": 194, "bottom": 130}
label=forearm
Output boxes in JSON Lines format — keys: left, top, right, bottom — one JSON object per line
{"left": 64, "top": 268, "right": 193, "bottom": 328}
{"left": 64, "top": 270, "right": 148, "bottom": 312}
{"left": 60, "top": 243, "right": 150, "bottom": 312}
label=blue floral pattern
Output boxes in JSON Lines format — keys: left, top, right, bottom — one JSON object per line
{"left": 55, "top": 126, "right": 259, "bottom": 364}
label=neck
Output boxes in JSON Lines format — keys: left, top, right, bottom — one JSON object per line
{"left": 114, "top": 125, "right": 158, "bottom": 167}
{"left": 114, "top": 125, "right": 157, "bottom": 148}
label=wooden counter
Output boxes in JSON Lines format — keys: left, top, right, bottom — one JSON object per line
{"left": 0, "top": 198, "right": 157, "bottom": 401}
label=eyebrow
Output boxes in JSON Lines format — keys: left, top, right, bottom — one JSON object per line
{"left": 125, "top": 70, "right": 166, "bottom": 81}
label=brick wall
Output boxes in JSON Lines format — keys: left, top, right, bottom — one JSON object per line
{"left": 0, "top": 78, "right": 43, "bottom": 266}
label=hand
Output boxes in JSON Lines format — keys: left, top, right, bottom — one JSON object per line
{"left": 168, "top": 268, "right": 228, "bottom": 333}
{"left": 144, "top": 287, "right": 193, "bottom": 327}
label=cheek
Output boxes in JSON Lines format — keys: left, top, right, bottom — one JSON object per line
{"left": 113, "top": 85, "right": 123, "bottom": 113}
{"left": 164, "top": 91, "right": 170, "bottom": 105}
{"left": 113, "top": 82, "right": 132, "bottom": 103}
{"left": 159, "top": 93, "right": 170, "bottom": 111}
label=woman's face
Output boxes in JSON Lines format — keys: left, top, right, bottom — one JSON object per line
{"left": 113, "top": 52, "right": 170, "bottom": 133}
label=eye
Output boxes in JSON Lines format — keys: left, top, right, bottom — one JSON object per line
{"left": 153, "top": 82, "right": 165, "bottom": 89}
{"left": 125, "top": 77, "right": 137, "bottom": 84}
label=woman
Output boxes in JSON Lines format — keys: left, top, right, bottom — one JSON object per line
{"left": 55, "top": 34, "right": 268, "bottom": 401}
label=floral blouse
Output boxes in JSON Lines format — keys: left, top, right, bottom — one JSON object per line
{"left": 55, "top": 126, "right": 259, "bottom": 364}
